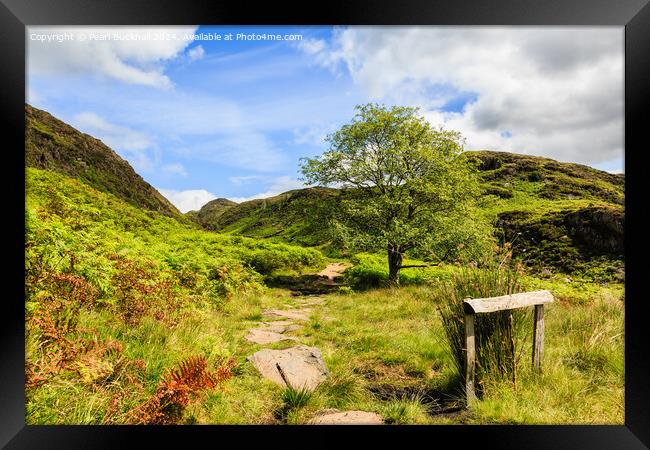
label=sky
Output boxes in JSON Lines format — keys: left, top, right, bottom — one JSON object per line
{"left": 27, "top": 26, "right": 624, "bottom": 213}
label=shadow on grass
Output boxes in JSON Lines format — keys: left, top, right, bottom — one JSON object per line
{"left": 264, "top": 274, "right": 344, "bottom": 295}
{"left": 366, "top": 374, "right": 466, "bottom": 417}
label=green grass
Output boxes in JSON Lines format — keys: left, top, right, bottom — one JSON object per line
{"left": 25, "top": 167, "right": 624, "bottom": 425}
{"left": 26, "top": 276, "right": 624, "bottom": 425}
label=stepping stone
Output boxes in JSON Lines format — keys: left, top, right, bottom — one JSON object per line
{"left": 259, "top": 321, "right": 302, "bottom": 334}
{"left": 308, "top": 411, "right": 384, "bottom": 425}
{"left": 247, "top": 345, "right": 329, "bottom": 391}
{"left": 263, "top": 309, "right": 311, "bottom": 321}
{"left": 296, "top": 297, "right": 326, "bottom": 306}
{"left": 245, "top": 328, "right": 299, "bottom": 345}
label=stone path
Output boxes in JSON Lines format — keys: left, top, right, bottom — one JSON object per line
{"left": 317, "top": 262, "right": 351, "bottom": 285}
{"left": 245, "top": 328, "right": 299, "bottom": 345}
{"left": 262, "top": 308, "right": 312, "bottom": 321}
{"left": 308, "top": 410, "right": 384, "bottom": 425}
{"left": 247, "top": 345, "right": 329, "bottom": 391}
{"left": 245, "top": 263, "right": 383, "bottom": 424}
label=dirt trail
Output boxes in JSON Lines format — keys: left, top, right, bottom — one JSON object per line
{"left": 317, "top": 262, "right": 350, "bottom": 285}
{"left": 244, "top": 260, "right": 383, "bottom": 423}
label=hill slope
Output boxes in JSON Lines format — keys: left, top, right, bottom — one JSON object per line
{"left": 26, "top": 104, "right": 181, "bottom": 217}
{"left": 192, "top": 151, "right": 624, "bottom": 280}
{"left": 191, "top": 198, "right": 238, "bottom": 225}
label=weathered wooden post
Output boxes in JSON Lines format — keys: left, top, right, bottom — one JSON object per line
{"left": 464, "top": 308, "right": 476, "bottom": 405}
{"left": 462, "top": 290, "right": 554, "bottom": 408}
{"left": 532, "top": 304, "right": 545, "bottom": 372}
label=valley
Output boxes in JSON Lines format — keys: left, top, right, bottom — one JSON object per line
{"left": 25, "top": 105, "right": 624, "bottom": 425}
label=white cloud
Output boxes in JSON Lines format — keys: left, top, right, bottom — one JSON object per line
{"left": 229, "top": 175, "right": 267, "bottom": 185}
{"left": 72, "top": 112, "right": 156, "bottom": 172}
{"left": 296, "top": 38, "right": 326, "bottom": 55}
{"left": 299, "top": 27, "right": 623, "bottom": 167}
{"left": 187, "top": 45, "right": 205, "bottom": 62}
{"left": 228, "top": 176, "right": 305, "bottom": 203}
{"left": 192, "top": 133, "right": 287, "bottom": 172}
{"left": 28, "top": 26, "right": 198, "bottom": 88}
{"left": 292, "top": 124, "right": 337, "bottom": 147}
{"left": 157, "top": 188, "right": 217, "bottom": 213}
{"left": 73, "top": 112, "right": 152, "bottom": 151}
{"left": 26, "top": 86, "right": 41, "bottom": 104}
{"left": 160, "top": 177, "right": 306, "bottom": 212}
{"left": 162, "top": 163, "right": 188, "bottom": 176}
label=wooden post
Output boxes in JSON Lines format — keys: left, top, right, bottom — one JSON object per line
{"left": 509, "top": 313, "right": 516, "bottom": 388}
{"left": 461, "top": 290, "right": 553, "bottom": 407}
{"left": 464, "top": 312, "right": 476, "bottom": 406}
{"left": 532, "top": 304, "right": 545, "bottom": 372}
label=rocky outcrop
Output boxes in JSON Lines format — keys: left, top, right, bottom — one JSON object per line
{"left": 565, "top": 206, "right": 624, "bottom": 254}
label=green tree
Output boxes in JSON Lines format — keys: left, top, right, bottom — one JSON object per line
{"left": 300, "top": 103, "right": 492, "bottom": 285}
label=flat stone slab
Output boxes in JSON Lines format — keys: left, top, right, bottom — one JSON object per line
{"left": 247, "top": 345, "right": 328, "bottom": 391}
{"left": 296, "top": 296, "right": 326, "bottom": 306}
{"left": 308, "top": 411, "right": 384, "bottom": 425}
{"left": 263, "top": 309, "right": 311, "bottom": 321}
{"left": 259, "top": 321, "right": 302, "bottom": 334}
{"left": 245, "top": 328, "right": 299, "bottom": 345}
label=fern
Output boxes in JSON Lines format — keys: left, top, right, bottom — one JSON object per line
{"left": 129, "top": 356, "right": 235, "bottom": 425}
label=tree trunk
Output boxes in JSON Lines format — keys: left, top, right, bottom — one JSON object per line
{"left": 388, "top": 246, "right": 403, "bottom": 285}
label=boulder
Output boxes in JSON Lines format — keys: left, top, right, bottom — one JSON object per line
{"left": 248, "top": 345, "right": 328, "bottom": 391}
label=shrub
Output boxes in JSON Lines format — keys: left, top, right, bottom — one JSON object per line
{"left": 25, "top": 271, "right": 100, "bottom": 388}
{"left": 204, "top": 262, "right": 264, "bottom": 302}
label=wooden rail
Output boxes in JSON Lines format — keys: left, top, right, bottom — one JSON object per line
{"left": 462, "top": 290, "right": 554, "bottom": 407}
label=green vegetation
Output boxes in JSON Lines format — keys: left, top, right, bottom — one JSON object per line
{"left": 26, "top": 104, "right": 181, "bottom": 218}
{"left": 192, "top": 151, "right": 623, "bottom": 283}
{"left": 25, "top": 167, "right": 324, "bottom": 424}
{"left": 435, "top": 259, "right": 528, "bottom": 394}
{"left": 300, "top": 103, "right": 492, "bottom": 284}
{"left": 24, "top": 105, "right": 624, "bottom": 425}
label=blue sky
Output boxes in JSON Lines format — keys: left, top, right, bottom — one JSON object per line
{"left": 27, "top": 26, "right": 624, "bottom": 212}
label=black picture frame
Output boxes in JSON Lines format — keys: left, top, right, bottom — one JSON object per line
{"left": 2, "top": 0, "right": 648, "bottom": 447}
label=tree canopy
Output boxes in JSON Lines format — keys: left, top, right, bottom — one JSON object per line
{"left": 300, "top": 103, "right": 492, "bottom": 284}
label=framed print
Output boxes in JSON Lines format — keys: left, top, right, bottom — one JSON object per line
{"left": 1, "top": 0, "right": 649, "bottom": 447}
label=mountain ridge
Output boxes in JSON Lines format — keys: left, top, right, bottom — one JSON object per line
{"left": 189, "top": 150, "right": 624, "bottom": 280}
{"left": 25, "top": 104, "right": 181, "bottom": 218}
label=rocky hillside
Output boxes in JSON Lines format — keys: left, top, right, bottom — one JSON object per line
{"left": 25, "top": 104, "right": 181, "bottom": 217}
{"left": 192, "top": 151, "right": 624, "bottom": 280}
{"left": 468, "top": 151, "right": 624, "bottom": 280}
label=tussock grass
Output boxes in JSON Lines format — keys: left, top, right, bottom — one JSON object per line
{"left": 434, "top": 264, "right": 529, "bottom": 395}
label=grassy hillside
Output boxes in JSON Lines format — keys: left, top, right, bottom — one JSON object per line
{"left": 24, "top": 110, "right": 624, "bottom": 426}
{"left": 190, "top": 198, "right": 238, "bottom": 227}
{"left": 26, "top": 104, "right": 181, "bottom": 218}
{"left": 25, "top": 167, "right": 328, "bottom": 423}
{"left": 195, "top": 187, "right": 339, "bottom": 247}
{"left": 25, "top": 167, "right": 623, "bottom": 425}
{"left": 192, "top": 151, "right": 624, "bottom": 281}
